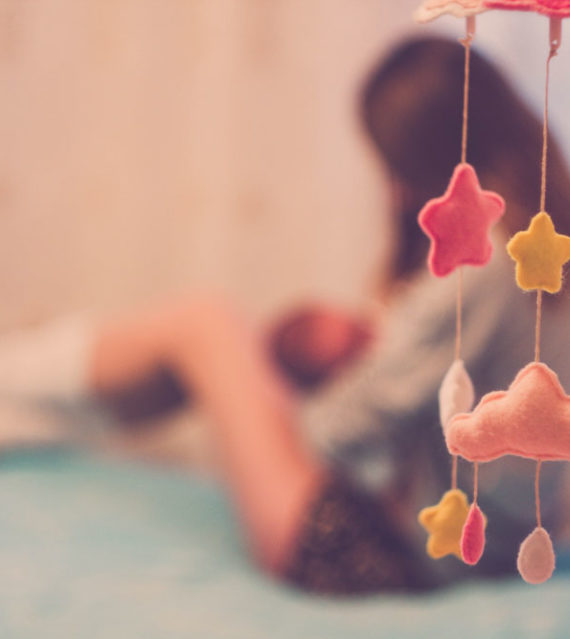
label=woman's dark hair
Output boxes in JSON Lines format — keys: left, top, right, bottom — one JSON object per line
{"left": 360, "top": 36, "right": 570, "bottom": 284}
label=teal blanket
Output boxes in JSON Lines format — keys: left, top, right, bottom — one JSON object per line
{"left": 0, "top": 450, "right": 568, "bottom": 638}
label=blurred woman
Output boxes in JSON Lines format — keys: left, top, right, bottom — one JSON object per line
{"left": 4, "top": 36, "right": 570, "bottom": 594}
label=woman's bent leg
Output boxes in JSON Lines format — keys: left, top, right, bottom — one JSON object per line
{"left": 90, "top": 299, "right": 326, "bottom": 571}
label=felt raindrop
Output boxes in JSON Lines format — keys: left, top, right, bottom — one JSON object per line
{"left": 439, "top": 359, "right": 475, "bottom": 433}
{"left": 517, "top": 527, "right": 556, "bottom": 584}
{"left": 461, "top": 501, "right": 486, "bottom": 565}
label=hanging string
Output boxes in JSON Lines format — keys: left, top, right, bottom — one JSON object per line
{"left": 448, "top": 18, "right": 475, "bottom": 495}
{"left": 472, "top": 461, "right": 479, "bottom": 503}
{"left": 449, "top": 17, "right": 476, "bottom": 495}
{"left": 533, "top": 43, "right": 557, "bottom": 364}
{"left": 540, "top": 48, "right": 557, "bottom": 212}
{"left": 454, "top": 15, "right": 474, "bottom": 365}
{"left": 451, "top": 455, "right": 458, "bottom": 490}
{"left": 535, "top": 290, "right": 543, "bottom": 362}
{"left": 535, "top": 460, "right": 543, "bottom": 528}
{"left": 455, "top": 268, "right": 463, "bottom": 361}
{"left": 459, "top": 16, "right": 474, "bottom": 165}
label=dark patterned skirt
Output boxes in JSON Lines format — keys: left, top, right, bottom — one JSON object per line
{"left": 282, "top": 474, "right": 442, "bottom": 596}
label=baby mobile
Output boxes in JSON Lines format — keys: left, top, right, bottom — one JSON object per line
{"left": 414, "top": 0, "right": 570, "bottom": 584}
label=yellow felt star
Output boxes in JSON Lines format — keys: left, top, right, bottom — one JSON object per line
{"left": 506, "top": 211, "right": 570, "bottom": 293}
{"left": 418, "top": 489, "right": 469, "bottom": 559}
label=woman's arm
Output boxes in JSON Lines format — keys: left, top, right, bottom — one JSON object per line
{"left": 93, "top": 303, "right": 371, "bottom": 423}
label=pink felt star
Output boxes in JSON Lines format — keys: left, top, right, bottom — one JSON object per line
{"left": 418, "top": 163, "right": 506, "bottom": 277}
{"left": 484, "top": 0, "right": 570, "bottom": 16}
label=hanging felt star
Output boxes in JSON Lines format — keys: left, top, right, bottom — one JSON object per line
{"left": 418, "top": 163, "right": 506, "bottom": 277}
{"left": 506, "top": 211, "right": 570, "bottom": 293}
{"left": 414, "top": 0, "right": 488, "bottom": 21}
{"left": 418, "top": 489, "right": 470, "bottom": 559}
{"left": 484, "top": 0, "right": 570, "bottom": 17}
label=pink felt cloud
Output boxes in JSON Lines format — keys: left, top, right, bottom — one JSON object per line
{"left": 418, "top": 163, "right": 505, "bottom": 277}
{"left": 414, "top": 0, "right": 488, "bottom": 22}
{"left": 446, "top": 362, "right": 570, "bottom": 462}
{"left": 484, "top": 0, "right": 570, "bottom": 16}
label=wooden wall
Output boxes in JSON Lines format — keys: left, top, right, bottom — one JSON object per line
{"left": 0, "top": 1, "right": 562, "bottom": 328}
{"left": 0, "top": 0, "right": 423, "bottom": 327}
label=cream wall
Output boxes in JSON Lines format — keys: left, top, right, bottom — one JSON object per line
{"left": 1, "top": 2, "right": 560, "bottom": 331}
{"left": 0, "top": 0, "right": 424, "bottom": 329}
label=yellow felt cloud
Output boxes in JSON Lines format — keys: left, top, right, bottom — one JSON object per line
{"left": 506, "top": 211, "right": 570, "bottom": 293}
{"left": 418, "top": 489, "right": 469, "bottom": 559}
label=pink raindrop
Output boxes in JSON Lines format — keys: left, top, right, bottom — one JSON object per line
{"left": 517, "top": 527, "right": 556, "bottom": 584}
{"left": 461, "top": 503, "right": 486, "bottom": 565}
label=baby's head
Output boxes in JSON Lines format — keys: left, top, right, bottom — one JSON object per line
{"left": 269, "top": 306, "right": 371, "bottom": 391}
